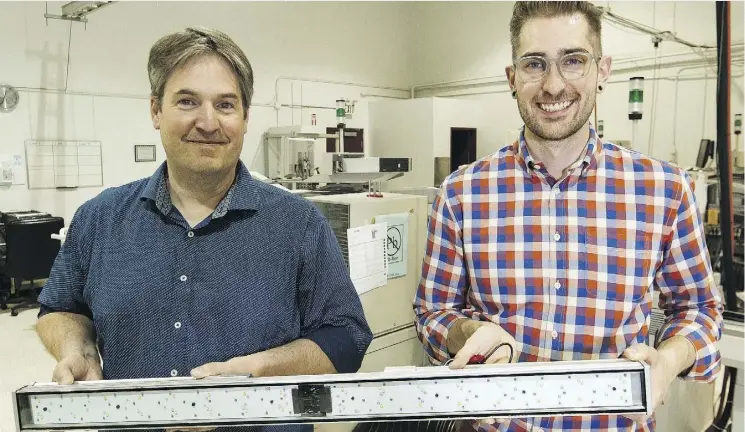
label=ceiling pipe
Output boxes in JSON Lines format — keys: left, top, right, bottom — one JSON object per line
{"left": 410, "top": 45, "right": 743, "bottom": 98}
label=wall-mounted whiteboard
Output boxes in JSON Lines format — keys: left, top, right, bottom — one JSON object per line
{"left": 25, "top": 140, "right": 103, "bottom": 189}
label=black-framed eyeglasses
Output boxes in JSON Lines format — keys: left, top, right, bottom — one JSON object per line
{"left": 514, "top": 52, "right": 601, "bottom": 83}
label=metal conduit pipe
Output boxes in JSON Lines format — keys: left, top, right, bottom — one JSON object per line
{"left": 359, "top": 93, "right": 410, "bottom": 100}
{"left": 412, "top": 74, "right": 505, "bottom": 92}
{"left": 408, "top": 49, "right": 732, "bottom": 93}
{"left": 415, "top": 71, "right": 740, "bottom": 99}
{"left": 15, "top": 87, "right": 149, "bottom": 101}
{"left": 14, "top": 87, "right": 277, "bottom": 109}
{"left": 426, "top": 72, "right": 743, "bottom": 99}
{"left": 272, "top": 76, "right": 408, "bottom": 125}
{"left": 671, "top": 65, "right": 715, "bottom": 164}
{"left": 612, "top": 43, "right": 743, "bottom": 64}
{"left": 410, "top": 46, "right": 743, "bottom": 98}
{"left": 413, "top": 58, "right": 742, "bottom": 98}
{"left": 273, "top": 76, "right": 408, "bottom": 98}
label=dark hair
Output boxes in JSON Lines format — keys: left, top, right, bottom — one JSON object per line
{"left": 510, "top": 1, "right": 603, "bottom": 60}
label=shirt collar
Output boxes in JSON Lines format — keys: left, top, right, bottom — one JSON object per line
{"left": 515, "top": 123, "right": 602, "bottom": 176}
{"left": 140, "top": 160, "right": 261, "bottom": 218}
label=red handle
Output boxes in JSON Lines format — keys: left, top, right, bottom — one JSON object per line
{"left": 469, "top": 354, "right": 486, "bottom": 364}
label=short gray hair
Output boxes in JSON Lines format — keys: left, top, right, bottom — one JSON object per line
{"left": 147, "top": 26, "right": 254, "bottom": 117}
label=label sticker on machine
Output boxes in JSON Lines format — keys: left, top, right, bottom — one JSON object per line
{"left": 375, "top": 212, "right": 409, "bottom": 279}
{"left": 347, "top": 223, "right": 388, "bottom": 295}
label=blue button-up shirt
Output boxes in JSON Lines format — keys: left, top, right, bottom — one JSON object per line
{"left": 38, "top": 161, "right": 372, "bottom": 432}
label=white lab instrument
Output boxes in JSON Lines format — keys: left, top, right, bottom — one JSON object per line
{"left": 264, "top": 125, "right": 327, "bottom": 182}
{"left": 306, "top": 193, "right": 428, "bottom": 366}
{"left": 265, "top": 117, "right": 411, "bottom": 193}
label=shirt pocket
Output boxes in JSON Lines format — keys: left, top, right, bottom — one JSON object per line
{"left": 580, "top": 226, "right": 654, "bottom": 303}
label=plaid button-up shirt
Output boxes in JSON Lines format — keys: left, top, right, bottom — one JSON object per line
{"left": 414, "top": 126, "right": 723, "bottom": 432}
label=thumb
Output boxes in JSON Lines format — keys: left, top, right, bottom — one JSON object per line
{"left": 448, "top": 352, "right": 470, "bottom": 370}
{"left": 449, "top": 342, "right": 479, "bottom": 370}
{"left": 623, "top": 344, "right": 656, "bottom": 363}
{"left": 191, "top": 362, "right": 229, "bottom": 379}
{"left": 53, "top": 364, "right": 75, "bottom": 385}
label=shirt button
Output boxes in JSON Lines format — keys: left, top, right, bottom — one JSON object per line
{"left": 187, "top": 231, "right": 194, "bottom": 238}
{"left": 552, "top": 188, "right": 560, "bottom": 196}
{"left": 552, "top": 330, "right": 558, "bottom": 339}
{"left": 170, "top": 369, "right": 178, "bottom": 377}
{"left": 554, "top": 232, "right": 561, "bottom": 241}
{"left": 174, "top": 322, "right": 181, "bottom": 329}
{"left": 554, "top": 281, "right": 561, "bottom": 290}
{"left": 180, "top": 275, "right": 187, "bottom": 282}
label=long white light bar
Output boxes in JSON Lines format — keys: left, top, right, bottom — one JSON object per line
{"left": 14, "top": 359, "right": 651, "bottom": 431}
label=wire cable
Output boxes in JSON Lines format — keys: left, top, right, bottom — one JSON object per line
{"left": 444, "top": 342, "right": 515, "bottom": 366}
{"left": 64, "top": 21, "right": 72, "bottom": 92}
{"left": 647, "top": 5, "right": 660, "bottom": 156}
{"left": 602, "top": 9, "right": 716, "bottom": 49}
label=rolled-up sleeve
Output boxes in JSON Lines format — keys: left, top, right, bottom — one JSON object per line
{"left": 413, "top": 185, "right": 469, "bottom": 364}
{"left": 654, "top": 172, "right": 723, "bottom": 382}
{"left": 297, "top": 210, "right": 372, "bottom": 374}
{"left": 38, "top": 204, "right": 94, "bottom": 319}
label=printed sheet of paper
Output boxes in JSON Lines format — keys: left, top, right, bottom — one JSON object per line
{"left": 375, "top": 212, "right": 409, "bottom": 279}
{"left": 347, "top": 222, "right": 388, "bottom": 295}
{"left": 0, "top": 154, "right": 26, "bottom": 185}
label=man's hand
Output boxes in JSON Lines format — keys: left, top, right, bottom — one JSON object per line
{"left": 448, "top": 320, "right": 518, "bottom": 369}
{"left": 447, "top": 319, "right": 518, "bottom": 430}
{"left": 52, "top": 352, "right": 103, "bottom": 385}
{"left": 191, "top": 339, "right": 335, "bottom": 379}
{"left": 168, "top": 358, "right": 262, "bottom": 432}
{"left": 191, "top": 355, "right": 261, "bottom": 379}
{"left": 622, "top": 343, "right": 678, "bottom": 423}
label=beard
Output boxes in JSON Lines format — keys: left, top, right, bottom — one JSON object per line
{"left": 517, "top": 90, "right": 595, "bottom": 141}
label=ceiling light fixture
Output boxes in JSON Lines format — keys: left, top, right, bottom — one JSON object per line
{"left": 44, "top": 1, "right": 115, "bottom": 24}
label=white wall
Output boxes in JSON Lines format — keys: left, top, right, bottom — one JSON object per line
{"left": 369, "top": 97, "right": 508, "bottom": 189}
{"left": 409, "top": 1, "right": 745, "bottom": 167}
{"left": 432, "top": 98, "right": 518, "bottom": 160}
{"left": 2, "top": 1, "right": 744, "bottom": 224}
{"left": 369, "top": 98, "right": 435, "bottom": 189}
{"left": 0, "top": 1, "right": 413, "bottom": 223}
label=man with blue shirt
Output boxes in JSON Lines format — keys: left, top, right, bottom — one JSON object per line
{"left": 35, "top": 26, "right": 372, "bottom": 432}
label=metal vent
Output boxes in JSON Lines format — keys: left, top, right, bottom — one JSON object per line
{"left": 313, "top": 202, "right": 351, "bottom": 266}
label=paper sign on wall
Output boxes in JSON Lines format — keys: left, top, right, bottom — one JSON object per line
{"left": 347, "top": 222, "right": 388, "bottom": 295}
{"left": 374, "top": 212, "right": 409, "bottom": 279}
{"left": 0, "top": 154, "right": 26, "bottom": 185}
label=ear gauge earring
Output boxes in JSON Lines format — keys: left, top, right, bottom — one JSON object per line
{"left": 511, "top": 90, "right": 517, "bottom": 99}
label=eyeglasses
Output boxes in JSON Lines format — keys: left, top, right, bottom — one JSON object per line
{"left": 514, "top": 52, "right": 600, "bottom": 83}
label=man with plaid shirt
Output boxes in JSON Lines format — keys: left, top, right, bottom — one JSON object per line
{"left": 413, "top": 2, "right": 723, "bottom": 431}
